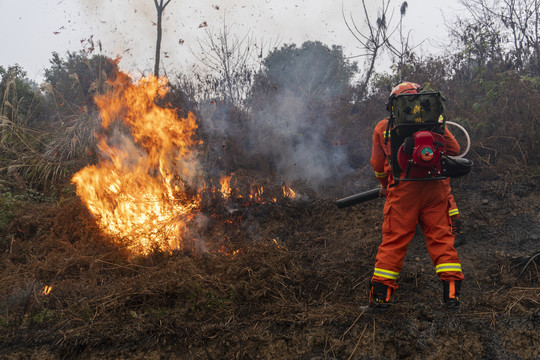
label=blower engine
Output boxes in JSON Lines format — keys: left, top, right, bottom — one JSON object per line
{"left": 397, "top": 130, "right": 446, "bottom": 180}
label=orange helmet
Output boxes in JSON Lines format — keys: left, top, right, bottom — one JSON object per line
{"left": 390, "top": 82, "right": 423, "bottom": 96}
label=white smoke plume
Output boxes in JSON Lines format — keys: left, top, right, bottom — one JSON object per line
{"left": 247, "top": 88, "right": 350, "bottom": 191}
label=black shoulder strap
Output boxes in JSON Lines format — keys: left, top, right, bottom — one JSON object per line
{"left": 390, "top": 128, "right": 404, "bottom": 183}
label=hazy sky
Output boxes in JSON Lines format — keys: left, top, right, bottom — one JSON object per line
{"left": 1, "top": 0, "right": 462, "bottom": 82}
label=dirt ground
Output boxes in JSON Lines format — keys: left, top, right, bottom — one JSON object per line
{"left": 0, "top": 174, "right": 539, "bottom": 359}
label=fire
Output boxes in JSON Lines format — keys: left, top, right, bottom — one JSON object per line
{"left": 219, "top": 174, "right": 233, "bottom": 199}
{"left": 282, "top": 185, "right": 296, "bottom": 198}
{"left": 217, "top": 245, "right": 242, "bottom": 256}
{"left": 249, "top": 184, "right": 264, "bottom": 201}
{"left": 42, "top": 285, "right": 52, "bottom": 296}
{"left": 72, "top": 73, "right": 202, "bottom": 254}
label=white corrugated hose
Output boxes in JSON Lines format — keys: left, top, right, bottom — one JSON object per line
{"left": 446, "top": 121, "right": 470, "bottom": 158}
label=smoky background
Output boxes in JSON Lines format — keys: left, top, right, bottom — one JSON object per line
{"left": 195, "top": 40, "right": 379, "bottom": 199}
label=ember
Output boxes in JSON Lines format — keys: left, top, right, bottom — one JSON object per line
{"left": 217, "top": 245, "right": 242, "bottom": 256}
{"left": 42, "top": 285, "right": 53, "bottom": 296}
{"left": 249, "top": 184, "right": 264, "bottom": 202}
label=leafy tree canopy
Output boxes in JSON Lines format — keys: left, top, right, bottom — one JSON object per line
{"left": 262, "top": 41, "right": 358, "bottom": 101}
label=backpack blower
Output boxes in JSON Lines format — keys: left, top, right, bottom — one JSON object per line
{"left": 336, "top": 91, "right": 473, "bottom": 209}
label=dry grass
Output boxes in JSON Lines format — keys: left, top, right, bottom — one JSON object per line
{"left": 0, "top": 74, "right": 102, "bottom": 190}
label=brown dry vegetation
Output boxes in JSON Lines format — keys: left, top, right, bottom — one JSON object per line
{"left": 0, "top": 171, "right": 538, "bottom": 360}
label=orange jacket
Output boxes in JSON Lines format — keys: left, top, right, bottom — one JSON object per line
{"left": 370, "top": 118, "right": 460, "bottom": 187}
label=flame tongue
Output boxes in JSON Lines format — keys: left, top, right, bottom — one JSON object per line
{"left": 282, "top": 185, "right": 296, "bottom": 198}
{"left": 219, "top": 174, "right": 233, "bottom": 198}
{"left": 72, "top": 74, "right": 201, "bottom": 255}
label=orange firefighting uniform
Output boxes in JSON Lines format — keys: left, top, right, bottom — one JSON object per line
{"left": 370, "top": 119, "right": 464, "bottom": 293}
{"left": 373, "top": 120, "right": 460, "bottom": 218}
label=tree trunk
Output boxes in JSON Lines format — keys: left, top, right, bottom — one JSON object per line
{"left": 353, "top": 47, "right": 379, "bottom": 113}
{"left": 154, "top": 9, "right": 162, "bottom": 77}
{"left": 153, "top": 0, "right": 172, "bottom": 78}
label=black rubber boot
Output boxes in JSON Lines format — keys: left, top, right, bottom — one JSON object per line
{"left": 442, "top": 280, "right": 462, "bottom": 311}
{"left": 359, "top": 282, "right": 392, "bottom": 314}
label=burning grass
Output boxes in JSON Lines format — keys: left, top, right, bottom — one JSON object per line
{"left": 70, "top": 73, "right": 302, "bottom": 258}
{"left": 71, "top": 74, "right": 203, "bottom": 255}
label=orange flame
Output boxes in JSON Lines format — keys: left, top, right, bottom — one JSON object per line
{"left": 42, "top": 285, "right": 52, "bottom": 296}
{"left": 217, "top": 245, "right": 242, "bottom": 256}
{"left": 282, "top": 185, "right": 296, "bottom": 198}
{"left": 72, "top": 73, "right": 202, "bottom": 255}
{"left": 272, "top": 238, "right": 282, "bottom": 248}
{"left": 249, "top": 184, "right": 263, "bottom": 201}
{"left": 219, "top": 174, "right": 233, "bottom": 199}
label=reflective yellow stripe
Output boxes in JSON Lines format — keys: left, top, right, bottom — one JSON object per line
{"left": 383, "top": 131, "right": 391, "bottom": 138}
{"left": 375, "top": 171, "right": 387, "bottom": 178}
{"left": 435, "top": 263, "right": 462, "bottom": 273}
{"left": 374, "top": 267, "right": 399, "bottom": 280}
{"left": 448, "top": 208, "right": 459, "bottom": 217}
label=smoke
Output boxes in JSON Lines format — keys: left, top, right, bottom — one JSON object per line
{"left": 199, "top": 61, "right": 352, "bottom": 194}
{"left": 248, "top": 89, "right": 349, "bottom": 191}
{"left": 198, "top": 101, "right": 231, "bottom": 138}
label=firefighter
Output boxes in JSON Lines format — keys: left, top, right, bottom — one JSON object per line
{"left": 363, "top": 82, "right": 464, "bottom": 312}
{"left": 373, "top": 117, "right": 464, "bottom": 243}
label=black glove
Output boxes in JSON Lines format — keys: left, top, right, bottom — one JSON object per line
{"left": 451, "top": 217, "right": 466, "bottom": 247}
{"left": 451, "top": 217, "right": 463, "bottom": 235}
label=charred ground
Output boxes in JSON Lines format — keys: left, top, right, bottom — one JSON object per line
{"left": 0, "top": 173, "right": 538, "bottom": 360}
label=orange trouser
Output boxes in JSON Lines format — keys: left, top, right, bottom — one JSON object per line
{"left": 372, "top": 180, "right": 464, "bottom": 292}
{"left": 445, "top": 178, "right": 459, "bottom": 218}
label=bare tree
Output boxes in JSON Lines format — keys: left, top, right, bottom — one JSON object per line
{"left": 343, "top": 0, "right": 389, "bottom": 100}
{"left": 383, "top": 2, "right": 422, "bottom": 82}
{"left": 457, "top": 0, "right": 540, "bottom": 75}
{"left": 192, "top": 18, "right": 268, "bottom": 108}
{"left": 153, "top": 0, "right": 172, "bottom": 77}
{"left": 343, "top": 0, "right": 411, "bottom": 100}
